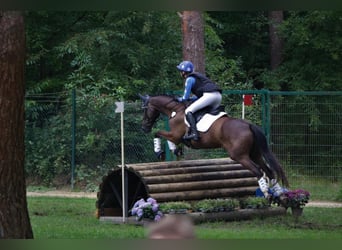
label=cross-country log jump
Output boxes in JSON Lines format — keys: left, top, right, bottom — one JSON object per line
{"left": 139, "top": 94, "right": 289, "bottom": 198}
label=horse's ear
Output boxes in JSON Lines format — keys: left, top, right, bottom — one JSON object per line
{"left": 138, "top": 94, "right": 150, "bottom": 108}
{"left": 138, "top": 94, "right": 149, "bottom": 101}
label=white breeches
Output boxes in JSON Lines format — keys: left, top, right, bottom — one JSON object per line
{"left": 185, "top": 91, "right": 222, "bottom": 114}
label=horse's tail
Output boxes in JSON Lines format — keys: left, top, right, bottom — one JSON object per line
{"left": 249, "top": 124, "right": 289, "bottom": 187}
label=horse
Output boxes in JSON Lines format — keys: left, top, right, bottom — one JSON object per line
{"left": 139, "top": 94, "right": 289, "bottom": 198}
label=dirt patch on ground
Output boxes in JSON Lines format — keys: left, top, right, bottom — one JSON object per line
{"left": 27, "top": 191, "right": 97, "bottom": 198}
{"left": 306, "top": 201, "right": 342, "bottom": 208}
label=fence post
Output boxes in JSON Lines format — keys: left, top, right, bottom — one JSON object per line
{"left": 71, "top": 89, "right": 76, "bottom": 190}
{"left": 266, "top": 90, "right": 271, "bottom": 144}
{"left": 261, "top": 89, "right": 271, "bottom": 144}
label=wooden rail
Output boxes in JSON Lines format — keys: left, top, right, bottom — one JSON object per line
{"left": 96, "top": 158, "right": 259, "bottom": 217}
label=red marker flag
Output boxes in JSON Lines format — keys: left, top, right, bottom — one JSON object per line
{"left": 243, "top": 94, "right": 253, "bottom": 106}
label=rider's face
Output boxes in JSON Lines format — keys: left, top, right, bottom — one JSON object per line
{"left": 180, "top": 71, "right": 187, "bottom": 79}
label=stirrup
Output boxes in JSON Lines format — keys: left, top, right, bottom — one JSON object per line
{"left": 183, "top": 132, "right": 199, "bottom": 141}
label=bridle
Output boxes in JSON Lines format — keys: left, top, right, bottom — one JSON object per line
{"left": 141, "top": 99, "right": 160, "bottom": 131}
{"left": 140, "top": 95, "right": 185, "bottom": 131}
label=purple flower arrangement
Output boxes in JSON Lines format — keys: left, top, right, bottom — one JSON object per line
{"left": 283, "top": 189, "right": 310, "bottom": 208}
{"left": 130, "top": 197, "right": 163, "bottom": 221}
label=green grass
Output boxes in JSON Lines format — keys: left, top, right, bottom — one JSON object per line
{"left": 28, "top": 197, "right": 145, "bottom": 239}
{"left": 28, "top": 196, "right": 342, "bottom": 239}
{"left": 286, "top": 176, "right": 341, "bottom": 201}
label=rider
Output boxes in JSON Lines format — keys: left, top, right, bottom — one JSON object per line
{"left": 176, "top": 60, "right": 222, "bottom": 141}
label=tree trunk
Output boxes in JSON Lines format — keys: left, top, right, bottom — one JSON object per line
{"left": 0, "top": 11, "right": 34, "bottom": 239}
{"left": 180, "top": 11, "right": 205, "bottom": 74}
{"left": 268, "top": 11, "right": 284, "bottom": 70}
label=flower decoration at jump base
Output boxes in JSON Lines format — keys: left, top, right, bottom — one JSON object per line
{"left": 130, "top": 197, "right": 163, "bottom": 221}
{"left": 272, "top": 189, "right": 310, "bottom": 209}
{"left": 283, "top": 189, "right": 310, "bottom": 208}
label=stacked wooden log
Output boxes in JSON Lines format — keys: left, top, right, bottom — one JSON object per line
{"left": 96, "top": 158, "right": 259, "bottom": 217}
{"left": 128, "top": 158, "right": 258, "bottom": 202}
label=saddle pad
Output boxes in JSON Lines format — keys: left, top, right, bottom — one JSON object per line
{"left": 185, "top": 112, "right": 227, "bottom": 132}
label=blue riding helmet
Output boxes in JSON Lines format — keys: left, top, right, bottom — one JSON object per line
{"left": 176, "top": 61, "right": 194, "bottom": 73}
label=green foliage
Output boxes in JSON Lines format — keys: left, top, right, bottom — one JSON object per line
{"left": 337, "top": 186, "right": 342, "bottom": 201}
{"left": 208, "top": 11, "right": 270, "bottom": 73}
{"left": 25, "top": 93, "right": 71, "bottom": 185}
{"left": 26, "top": 11, "right": 342, "bottom": 96}
{"left": 24, "top": 11, "right": 342, "bottom": 190}
{"left": 26, "top": 11, "right": 183, "bottom": 100}
{"left": 159, "top": 201, "right": 192, "bottom": 213}
{"left": 25, "top": 90, "right": 157, "bottom": 187}
{"left": 240, "top": 197, "right": 270, "bottom": 209}
{"left": 262, "top": 11, "right": 342, "bottom": 91}
{"left": 194, "top": 198, "right": 239, "bottom": 213}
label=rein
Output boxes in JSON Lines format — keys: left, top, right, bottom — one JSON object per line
{"left": 163, "top": 99, "right": 184, "bottom": 114}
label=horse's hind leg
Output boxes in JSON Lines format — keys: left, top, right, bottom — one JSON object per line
{"left": 251, "top": 153, "right": 274, "bottom": 180}
{"left": 252, "top": 154, "right": 285, "bottom": 196}
{"left": 234, "top": 156, "right": 270, "bottom": 198}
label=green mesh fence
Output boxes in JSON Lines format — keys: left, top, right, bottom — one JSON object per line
{"left": 269, "top": 92, "right": 342, "bottom": 199}
{"left": 25, "top": 90, "right": 342, "bottom": 199}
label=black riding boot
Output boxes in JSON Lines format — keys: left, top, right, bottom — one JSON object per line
{"left": 183, "top": 112, "right": 199, "bottom": 141}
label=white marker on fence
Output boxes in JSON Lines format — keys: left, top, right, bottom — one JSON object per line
{"left": 242, "top": 95, "right": 246, "bottom": 119}
{"left": 242, "top": 94, "right": 253, "bottom": 119}
{"left": 115, "top": 101, "right": 126, "bottom": 223}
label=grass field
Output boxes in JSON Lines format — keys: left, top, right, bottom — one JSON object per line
{"left": 27, "top": 196, "right": 342, "bottom": 239}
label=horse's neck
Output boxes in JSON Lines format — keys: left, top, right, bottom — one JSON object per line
{"left": 153, "top": 98, "right": 183, "bottom": 116}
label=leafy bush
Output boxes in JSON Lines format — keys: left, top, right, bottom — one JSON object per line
{"left": 159, "top": 201, "right": 192, "bottom": 214}
{"left": 239, "top": 197, "right": 270, "bottom": 209}
{"left": 194, "top": 198, "right": 239, "bottom": 213}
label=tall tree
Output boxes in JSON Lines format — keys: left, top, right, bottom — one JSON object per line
{"left": 268, "top": 11, "right": 284, "bottom": 70}
{"left": 0, "top": 11, "right": 33, "bottom": 238}
{"left": 179, "top": 11, "right": 205, "bottom": 74}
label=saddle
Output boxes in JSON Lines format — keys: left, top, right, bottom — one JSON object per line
{"left": 193, "top": 105, "right": 225, "bottom": 122}
{"left": 185, "top": 105, "right": 227, "bottom": 133}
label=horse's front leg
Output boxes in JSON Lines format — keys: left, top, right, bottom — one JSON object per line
{"left": 155, "top": 130, "right": 182, "bottom": 145}
{"left": 152, "top": 130, "right": 184, "bottom": 160}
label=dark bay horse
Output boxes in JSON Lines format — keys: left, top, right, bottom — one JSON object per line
{"left": 139, "top": 94, "right": 289, "bottom": 197}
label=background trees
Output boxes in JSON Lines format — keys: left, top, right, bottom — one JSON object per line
{"left": 1, "top": 10, "right": 340, "bottom": 237}
{"left": 25, "top": 11, "right": 342, "bottom": 96}
{"left": 22, "top": 11, "right": 342, "bottom": 187}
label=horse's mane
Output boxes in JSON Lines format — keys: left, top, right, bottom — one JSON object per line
{"left": 148, "top": 94, "right": 179, "bottom": 103}
{"left": 151, "top": 94, "right": 177, "bottom": 99}
{"left": 148, "top": 94, "right": 186, "bottom": 109}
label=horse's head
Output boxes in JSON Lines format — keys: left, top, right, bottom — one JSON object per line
{"left": 139, "top": 94, "right": 160, "bottom": 133}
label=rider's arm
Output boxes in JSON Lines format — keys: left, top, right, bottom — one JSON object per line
{"left": 189, "top": 95, "right": 198, "bottom": 101}
{"left": 180, "top": 77, "right": 196, "bottom": 101}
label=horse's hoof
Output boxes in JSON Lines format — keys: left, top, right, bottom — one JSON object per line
{"left": 173, "top": 148, "right": 183, "bottom": 157}
{"left": 155, "top": 151, "right": 165, "bottom": 161}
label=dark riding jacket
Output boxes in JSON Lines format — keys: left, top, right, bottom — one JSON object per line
{"left": 188, "top": 72, "right": 222, "bottom": 98}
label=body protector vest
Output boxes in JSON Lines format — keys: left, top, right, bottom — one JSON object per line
{"left": 188, "top": 72, "right": 222, "bottom": 98}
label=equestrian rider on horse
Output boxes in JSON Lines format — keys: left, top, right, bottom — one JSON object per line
{"left": 176, "top": 60, "right": 222, "bottom": 141}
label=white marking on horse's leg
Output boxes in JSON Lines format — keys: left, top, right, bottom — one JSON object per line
{"left": 167, "top": 140, "right": 177, "bottom": 151}
{"left": 270, "top": 179, "right": 285, "bottom": 196}
{"left": 258, "top": 177, "right": 270, "bottom": 198}
{"left": 153, "top": 138, "right": 162, "bottom": 153}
